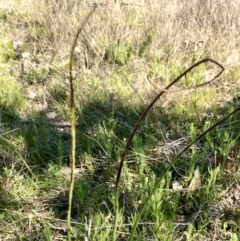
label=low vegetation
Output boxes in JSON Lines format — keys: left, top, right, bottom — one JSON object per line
{"left": 0, "top": 0, "right": 240, "bottom": 240}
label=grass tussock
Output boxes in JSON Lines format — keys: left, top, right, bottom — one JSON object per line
{"left": 0, "top": 0, "right": 240, "bottom": 240}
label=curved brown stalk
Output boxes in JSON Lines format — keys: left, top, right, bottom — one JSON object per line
{"left": 112, "top": 58, "right": 224, "bottom": 240}
{"left": 115, "top": 58, "right": 224, "bottom": 189}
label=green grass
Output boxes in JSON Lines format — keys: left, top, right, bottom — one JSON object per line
{"left": 0, "top": 0, "right": 240, "bottom": 240}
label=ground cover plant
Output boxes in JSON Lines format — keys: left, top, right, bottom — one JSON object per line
{"left": 0, "top": 0, "right": 240, "bottom": 240}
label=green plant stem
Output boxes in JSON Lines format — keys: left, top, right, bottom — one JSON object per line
{"left": 67, "top": 7, "right": 96, "bottom": 241}
{"left": 112, "top": 189, "right": 119, "bottom": 241}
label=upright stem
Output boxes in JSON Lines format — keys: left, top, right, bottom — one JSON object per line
{"left": 67, "top": 7, "right": 96, "bottom": 241}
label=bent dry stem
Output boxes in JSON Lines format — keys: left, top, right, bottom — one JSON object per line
{"left": 112, "top": 58, "right": 224, "bottom": 240}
